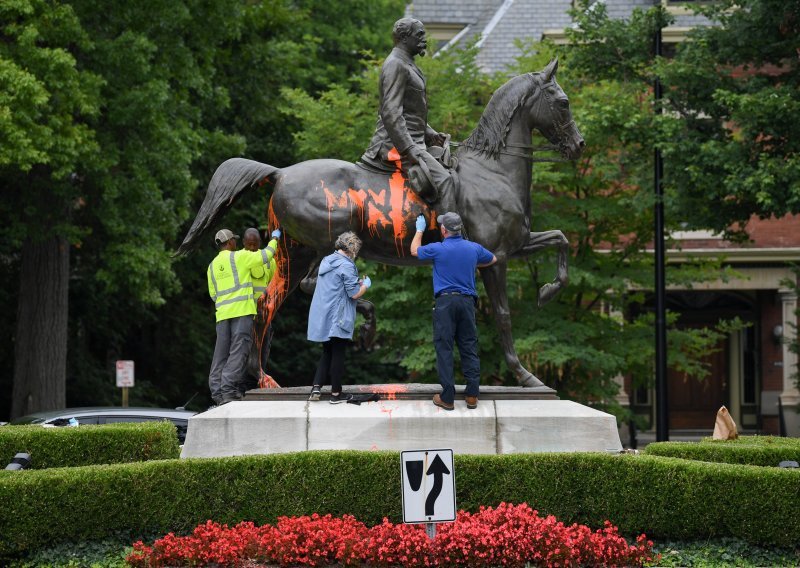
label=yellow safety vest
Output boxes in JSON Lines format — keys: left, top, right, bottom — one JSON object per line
{"left": 207, "top": 239, "right": 277, "bottom": 322}
{"left": 251, "top": 257, "right": 278, "bottom": 310}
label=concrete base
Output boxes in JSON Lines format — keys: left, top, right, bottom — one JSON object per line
{"left": 181, "top": 386, "right": 622, "bottom": 458}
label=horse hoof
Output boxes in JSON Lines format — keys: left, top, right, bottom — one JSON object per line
{"left": 520, "top": 373, "right": 546, "bottom": 388}
{"left": 537, "top": 283, "right": 562, "bottom": 307}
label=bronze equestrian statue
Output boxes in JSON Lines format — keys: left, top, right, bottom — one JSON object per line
{"left": 178, "top": 56, "right": 583, "bottom": 389}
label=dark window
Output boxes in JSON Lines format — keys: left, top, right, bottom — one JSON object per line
{"left": 742, "top": 326, "right": 758, "bottom": 404}
{"left": 100, "top": 416, "right": 159, "bottom": 423}
{"left": 73, "top": 416, "right": 100, "bottom": 425}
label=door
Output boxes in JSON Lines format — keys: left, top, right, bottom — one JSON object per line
{"left": 667, "top": 336, "right": 728, "bottom": 429}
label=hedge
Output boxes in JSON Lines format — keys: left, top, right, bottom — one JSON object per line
{"left": 644, "top": 435, "right": 800, "bottom": 467}
{"left": 0, "top": 422, "right": 180, "bottom": 469}
{"left": 0, "top": 451, "right": 798, "bottom": 557}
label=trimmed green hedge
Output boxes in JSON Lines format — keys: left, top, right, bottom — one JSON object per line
{"left": 0, "top": 422, "right": 180, "bottom": 469}
{"left": 644, "top": 436, "right": 800, "bottom": 467}
{"left": 0, "top": 451, "right": 798, "bottom": 557}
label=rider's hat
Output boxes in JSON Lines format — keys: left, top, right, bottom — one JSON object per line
{"left": 437, "top": 212, "right": 463, "bottom": 233}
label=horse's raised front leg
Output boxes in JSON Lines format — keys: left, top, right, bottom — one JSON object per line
{"left": 480, "top": 261, "right": 546, "bottom": 388}
{"left": 512, "top": 230, "right": 569, "bottom": 307}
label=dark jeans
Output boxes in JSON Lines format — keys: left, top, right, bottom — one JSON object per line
{"left": 433, "top": 294, "right": 481, "bottom": 404}
{"left": 313, "top": 337, "right": 348, "bottom": 393}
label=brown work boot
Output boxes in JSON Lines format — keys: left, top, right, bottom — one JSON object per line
{"left": 465, "top": 396, "right": 478, "bottom": 409}
{"left": 433, "top": 394, "right": 454, "bottom": 411}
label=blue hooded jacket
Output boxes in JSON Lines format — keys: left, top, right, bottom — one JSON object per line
{"left": 307, "top": 251, "right": 361, "bottom": 342}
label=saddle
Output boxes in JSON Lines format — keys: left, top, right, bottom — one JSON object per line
{"left": 356, "top": 135, "right": 460, "bottom": 208}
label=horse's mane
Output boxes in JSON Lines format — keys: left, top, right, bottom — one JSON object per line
{"left": 463, "top": 73, "right": 540, "bottom": 158}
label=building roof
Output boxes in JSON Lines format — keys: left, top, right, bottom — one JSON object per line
{"left": 409, "top": 0, "right": 711, "bottom": 73}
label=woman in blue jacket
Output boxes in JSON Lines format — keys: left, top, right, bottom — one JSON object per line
{"left": 307, "top": 232, "right": 371, "bottom": 403}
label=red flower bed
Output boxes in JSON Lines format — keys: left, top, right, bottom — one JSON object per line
{"left": 126, "top": 503, "right": 655, "bottom": 567}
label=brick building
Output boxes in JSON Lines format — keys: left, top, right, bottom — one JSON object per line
{"left": 407, "top": 0, "right": 800, "bottom": 439}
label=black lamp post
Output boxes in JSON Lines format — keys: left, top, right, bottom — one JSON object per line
{"left": 654, "top": 10, "right": 669, "bottom": 442}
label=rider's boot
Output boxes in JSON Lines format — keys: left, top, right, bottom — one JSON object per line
{"left": 407, "top": 164, "right": 439, "bottom": 206}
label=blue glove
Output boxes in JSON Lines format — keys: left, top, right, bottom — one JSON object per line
{"left": 271, "top": 228, "right": 281, "bottom": 239}
{"left": 415, "top": 215, "right": 426, "bottom": 232}
{"left": 362, "top": 276, "right": 372, "bottom": 289}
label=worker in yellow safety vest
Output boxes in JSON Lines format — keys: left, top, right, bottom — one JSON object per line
{"left": 207, "top": 227, "right": 280, "bottom": 405}
{"left": 244, "top": 228, "right": 278, "bottom": 307}
{"left": 241, "top": 227, "right": 278, "bottom": 393}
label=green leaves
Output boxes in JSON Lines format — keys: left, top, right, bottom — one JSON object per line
{"left": 659, "top": 0, "right": 800, "bottom": 230}
{"left": 0, "top": 0, "right": 100, "bottom": 178}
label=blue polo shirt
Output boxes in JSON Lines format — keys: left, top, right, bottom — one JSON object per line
{"left": 417, "top": 236, "right": 494, "bottom": 297}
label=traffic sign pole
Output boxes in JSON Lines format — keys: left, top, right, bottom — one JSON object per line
{"left": 116, "top": 360, "right": 135, "bottom": 407}
{"left": 425, "top": 523, "right": 436, "bottom": 540}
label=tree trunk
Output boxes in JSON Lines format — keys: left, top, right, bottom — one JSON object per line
{"left": 11, "top": 234, "right": 70, "bottom": 419}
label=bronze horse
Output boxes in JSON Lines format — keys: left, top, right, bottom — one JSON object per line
{"left": 179, "top": 59, "right": 584, "bottom": 388}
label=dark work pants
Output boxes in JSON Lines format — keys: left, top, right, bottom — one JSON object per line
{"left": 433, "top": 294, "right": 481, "bottom": 404}
{"left": 313, "top": 337, "right": 348, "bottom": 393}
{"left": 209, "top": 315, "right": 254, "bottom": 403}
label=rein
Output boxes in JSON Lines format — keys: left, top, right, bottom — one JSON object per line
{"left": 451, "top": 141, "right": 570, "bottom": 162}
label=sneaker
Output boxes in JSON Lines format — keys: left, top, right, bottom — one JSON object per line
{"left": 309, "top": 385, "right": 322, "bottom": 401}
{"left": 330, "top": 392, "right": 354, "bottom": 404}
{"left": 433, "top": 394, "right": 454, "bottom": 411}
{"left": 465, "top": 396, "right": 478, "bottom": 409}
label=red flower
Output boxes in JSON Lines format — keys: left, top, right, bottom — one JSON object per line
{"left": 125, "top": 504, "right": 657, "bottom": 567}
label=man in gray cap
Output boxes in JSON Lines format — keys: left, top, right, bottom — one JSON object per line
{"left": 410, "top": 212, "right": 496, "bottom": 410}
{"left": 207, "top": 227, "right": 280, "bottom": 405}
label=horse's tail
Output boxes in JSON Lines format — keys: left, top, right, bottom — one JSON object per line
{"left": 175, "top": 157, "right": 280, "bottom": 255}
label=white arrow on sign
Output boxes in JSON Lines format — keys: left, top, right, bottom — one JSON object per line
{"left": 400, "top": 449, "right": 456, "bottom": 524}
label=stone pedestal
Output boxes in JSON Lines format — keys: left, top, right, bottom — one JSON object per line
{"left": 181, "top": 384, "right": 622, "bottom": 458}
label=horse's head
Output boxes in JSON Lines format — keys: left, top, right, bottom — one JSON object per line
{"left": 529, "top": 59, "right": 584, "bottom": 161}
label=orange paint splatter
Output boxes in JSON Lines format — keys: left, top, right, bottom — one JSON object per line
{"left": 381, "top": 384, "right": 409, "bottom": 401}
{"left": 347, "top": 188, "right": 368, "bottom": 227}
{"left": 258, "top": 201, "right": 290, "bottom": 389}
{"left": 318, "top": 148, "right": 439, "bottom": 257}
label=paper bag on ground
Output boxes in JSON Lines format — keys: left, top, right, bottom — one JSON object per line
{"left": 712, "top": 405, "right": 738, "bottom": 440}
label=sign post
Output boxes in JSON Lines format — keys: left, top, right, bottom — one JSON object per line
{"left": 401, "top": 449, "right": 456, "bottom": 539}
{"left": 115, "top": 360, "right": 135, "bottom": 407}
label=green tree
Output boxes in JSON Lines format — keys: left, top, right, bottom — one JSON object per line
{"left": 658, "top": 0, "right": 800, "bottom": 236}
{"left": 1, "top": 0, "right": 245, "bottom": 418}
{"left": 1, "top": 0, "right": 101, "bottom": 417}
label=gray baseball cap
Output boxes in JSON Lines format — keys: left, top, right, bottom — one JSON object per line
{"left": 437, "top": 212, "right": 463, "bottom": 232}
{"left": 214, "top": 229, "right": 239, "bottom": 245}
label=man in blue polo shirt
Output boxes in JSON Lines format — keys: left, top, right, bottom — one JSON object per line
{"left": 411, "top": 212, "right": 497, "bottom": 410}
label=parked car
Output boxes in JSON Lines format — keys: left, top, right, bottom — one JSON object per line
{"left": 9, "top": 407, "right": 197, "bottom": 443}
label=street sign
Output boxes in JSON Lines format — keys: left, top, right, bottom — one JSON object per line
{"left": 400, "top": 449, "right": 456, "bottom": 524}
{"left": 116, "top": 360, "right": 135, "bottom": 388}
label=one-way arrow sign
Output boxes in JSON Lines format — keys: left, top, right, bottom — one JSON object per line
{"left": 401, "top": 449, "right": 456, "bottom": 524}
